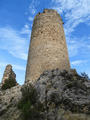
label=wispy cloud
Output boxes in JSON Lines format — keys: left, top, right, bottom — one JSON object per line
{"left": 52, "top": 0, "right": 90, "bottom": 35}
{"left": 13, "top": 65, "right": 25, "bottom": 71}
{"left": 0, "top": 26, "right": 30, "bottom": 60}
{"left": 71, "top": 60, "right": 87, "bottom": 66}
{"left": 27, "top": 0, "right": 40, "bottom": 25}
{"left": 67, "top": 36, "right": 90, "bottom": 57}
{"left": 0, "top": 62, "right": 25, "bottom": 71}
{"left": 28, "top": 16, "right": 33, "bottom": 21}
{"left": 21, "top": 24, "right": 31, "bottom": 36}
{"left": 29, "top": 0, "right": 39, "bottom": 15}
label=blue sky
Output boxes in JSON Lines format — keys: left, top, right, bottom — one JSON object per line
{"left": 0, "top": 0, "right": 90, "bottom": 84}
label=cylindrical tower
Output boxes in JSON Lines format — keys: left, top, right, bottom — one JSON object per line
{"left": 25, "top": 9, "right": 70, "bottom": 83}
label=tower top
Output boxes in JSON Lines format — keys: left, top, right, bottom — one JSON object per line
{"left": 34, "top": 9, "right": 63, "bottom": 24}
{"left": 43, "top": 9, "right": 58, "bottom": 14}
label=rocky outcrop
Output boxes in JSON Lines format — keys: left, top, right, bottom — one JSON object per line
{"left": 0, "top": 85, "right": 22, "bottom": 120}
{"left": 0, "top": 69, "right": 90, "bottom": 120}
{"left": 34, "top": 69, "right": 90, "bottom": 120}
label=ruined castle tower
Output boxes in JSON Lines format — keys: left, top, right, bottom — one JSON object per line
{"left": 2, "top": 64, "right": 16, "bottom": 84}
{"left": 25, "top": 9, "right": 70, "bottom": 83}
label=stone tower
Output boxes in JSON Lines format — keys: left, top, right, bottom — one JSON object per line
{"left": 25, "top": 9, "right": 70, "bottom": 83}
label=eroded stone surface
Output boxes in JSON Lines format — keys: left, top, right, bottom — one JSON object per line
{"left": 34, "top": 69, "right": 90, "bottom": 120}
{"left": 25, "top": 9, "right": 70, "bottom": 83}
{"left": 2, "top": 64, "right": 17, "bottom": 85}
{"left": 0, "top": 69, "right": 90, "bottom": 120}
{"left": 0, "top": 85, "right": 22, "bottom": 120}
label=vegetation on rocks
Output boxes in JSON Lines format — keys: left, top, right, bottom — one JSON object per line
{"left": 18, "top": 84, "right": 44, "bottom": 120}
{"left": 0, "top": 68, "right": 90, "bottom": 120}
{"left": 1, "top": 77, "right": 17, "bottom": 90}
{"left": 81, "top": 72, "right": 90, "bottom": 80}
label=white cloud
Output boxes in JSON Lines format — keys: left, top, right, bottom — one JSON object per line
{"left": 68, "top": 44, "right": 79, "bottom": 57}
{"left": 0, "top": 62, "right": 25, "bottom": 71}
{"left": 67, "top": 36, "right": 90, "bottom": 57}
{"left": 31, "top": 9, "right": 36, "bottom": 15}
{"left": 28, "top": 0, "right": 40, "bottom": 24}
{"left": 24, "top": 24, "right": 29, "bottom": 29}
{"left": 21, "top": 24, "right": 31, "bottom": 36}
{"left": 29, "top": 0, "right": 38, "bottom": 15}
{"left": 0, "top": 26, "right": 29, "bottom": 60}
{"left": 51, "top": 0, "right": 90, "bottom": 61}
{"left": 28, "top": 16, "right": 34, "bottom": 21}
{"left": 71, "top": 60, "right": 86, "bottom": 66}
{"left": 13, "top": 65, "right": 25, "bottom": 71}
{"left": 52, "top": 0, "right": 90, "bottom": 35}
{"left": 67, "top": 37, "right": 80, "bottom": 57}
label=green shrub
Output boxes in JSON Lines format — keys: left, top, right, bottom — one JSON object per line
{"left": 18, "top": 84, "right": 44, "bottom": 120}
{"left": 1, "top": 77, "right": 16, "bottom": 90}
{"left": 81, "top": 72, "right": 90, "bottom": 80}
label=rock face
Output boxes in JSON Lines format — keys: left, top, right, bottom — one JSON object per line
{"left": 2, "top": 64, "right": 16, "bottom": 84}
{"left": 0, "top": 85, "right": 22, "bottom": 120}
{"left": 34, "top": 69, "right": 90, "bottom": 120}
{"left": 0, "top": 69, "right": 90, "bottom": 120}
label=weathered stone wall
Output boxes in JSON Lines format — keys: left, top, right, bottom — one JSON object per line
{"left": 2, "top": 64, "right": 16, "bottom": 84}
{"left": 25, "top": 9, "right": 70, "bottom": 83}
